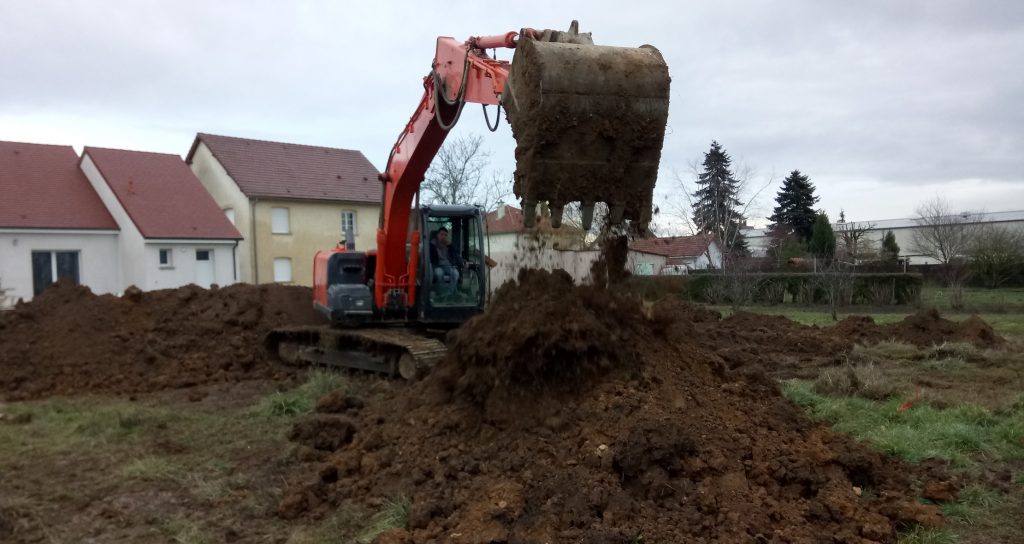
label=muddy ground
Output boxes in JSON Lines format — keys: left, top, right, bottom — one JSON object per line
{"left": 0, "top": 272, "right": 1013, "bottom": 543}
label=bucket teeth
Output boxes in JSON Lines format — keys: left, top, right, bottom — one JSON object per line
{"left": 522, "top": 200, "right": 537, "bottom": 228}
{"left": 550, "top": 204, "right": 564, "bottom": 228}
{"left": 580, "top": 202, "right": 595, "bottom": 231}
{"left": 609, "top": 204, "right": 625, "bottom": 225}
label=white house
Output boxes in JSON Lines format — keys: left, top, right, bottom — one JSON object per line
{"left": 79, "top": 147, "right": 242, "bottom": 290}
{"left": 630, "top": 235, "right": 723, "bottom": 274}
{"left": 0, "top": 141, "right": 121, "bottom": 304}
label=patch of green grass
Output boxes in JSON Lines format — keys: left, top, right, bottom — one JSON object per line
{"left": 288, "top": 509, "right": 366, "bottom": 544}
{"left": 119, "top": 455, "right": 184, "bottom": 482}
{"left": 850, "top": 340, "right": 923, "bottom": 363}
{"left": 0, "top": 400, "right": 174, "bottom": 457}
{"left": 897, "top": 525, "right": 958, "bottom": 544}
{"left": 356, "top": 496, "right": 411, "bottom": 544}
{"left": 814, "top": 363, "right": 908, "bottom": 400}
{"left": 941, "top": 485, "right": 1005, "bottom": 525}
{"left": 160, "top": 518, "right": 214, "bottom": 544}
{"left": 255, "top": 370, "right": 346, "bottom": 417}
{"left": 783, "top": 380, "right": 1024, "bottom": 467}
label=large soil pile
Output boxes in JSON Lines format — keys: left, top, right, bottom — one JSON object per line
{"left": 0, "top": 281, "right": 324, "bottom": 400}
{"left": 279, "top": 273, "right": 949, "bottom": 543}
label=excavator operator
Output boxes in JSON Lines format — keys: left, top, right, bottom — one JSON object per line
{"left": 430, "top": 227, "right": 466, "bottom": 296}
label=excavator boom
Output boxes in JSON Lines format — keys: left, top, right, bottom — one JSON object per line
{"left": 377, "top": 21, "right": 671, "bottom": 313}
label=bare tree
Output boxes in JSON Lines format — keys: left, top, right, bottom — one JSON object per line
{"left": 910, "top": 196, "right": 979, "bottom": 309}
{"left": 910, "top": 197, "right": 979, "bottom": 264}
{"left": 816, "top": 259, "right": 856, "bottom": 321}
{"left": 421, "top": 134, "right": 510, "bottom": 212}
{"left": 835, "top": 213, "right": 876, "bottom": 262}
{"left": 969, "top": 224, "right": 1024, "bottom": 288}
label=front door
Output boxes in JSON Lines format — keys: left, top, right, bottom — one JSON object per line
{"left": 31, "top": 251, "right": 80, "bottom": 295}
{"left": 195, "top": 249, "right": 214, "bottom": 288}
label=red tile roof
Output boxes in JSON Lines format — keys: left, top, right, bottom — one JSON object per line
{"left": 485, "top": 205, "right": 526, "bottom": 234}
{"left": 484, "top": 204, "right": 586, "bottom": 235}
{"left": 186, "top": 133, "right": 380, "bottom": 203}
{"left": 83, "top": 147, "right": 242, "bottom": 240}
{"left": 631, "top": 235, "right": 715, "bottom": 257}
{"left": 0, "top": 141, "right": 118, "bottom": 230}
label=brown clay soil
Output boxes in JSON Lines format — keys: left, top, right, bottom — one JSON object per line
{"left": 0, "top": 280, "right": 325, "bottom": 401}
{"left": 703, "top": 307, "right": 1004, "bottom": 377}
{"left": 278, "top": 269, "right": 956, "bottom": 543}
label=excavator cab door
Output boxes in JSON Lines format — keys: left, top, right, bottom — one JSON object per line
{"left": 418, "top": 205, "right": 487, "bottom": 324}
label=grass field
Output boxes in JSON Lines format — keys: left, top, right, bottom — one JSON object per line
{"left": 0, "top": 371, "right": 406, "bottom": 543}
{"left": 780, "top": 337, "right": 1024, "bottom": 544}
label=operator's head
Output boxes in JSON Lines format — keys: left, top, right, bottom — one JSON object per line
{"left": 437, "top": 227, "right": 449, "bottom": 245}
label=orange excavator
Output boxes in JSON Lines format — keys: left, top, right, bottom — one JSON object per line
{"left": 268, "top": 22, "right": 670, "bottom": 378}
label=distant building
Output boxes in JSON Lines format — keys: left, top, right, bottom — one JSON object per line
{"left": 187, "top": 133, "right": 381, "bottom": 286}
{"left": 484, "top": 203, "right": 586, "bottom": 252}
{"left": 0, "top": 141, "right": 120, "bottom": 303}
{"left": 0, "top": 140, "right": 241, "bottom": 305}
{"left": 630, "top": 235, "right": 722, "bottom": 274}
{"left": 745, "top": 210, "right": 1024, "bottom": 263}
{"left": 81, "top": 147, "right": 241, "bottom": 290}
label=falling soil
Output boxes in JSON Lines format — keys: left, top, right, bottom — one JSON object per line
{"left": 0, "top": 280, "right": 325, "bottom": 400}
{"left": 279, "top": 274, "right": 953, "bottom": 543}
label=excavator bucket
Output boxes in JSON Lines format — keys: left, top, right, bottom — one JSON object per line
{"left": 502, "top": 22, "right": 670, "bottom": 232}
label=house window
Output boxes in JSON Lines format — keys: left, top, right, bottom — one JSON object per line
{"left": 31, "top": 251, "right": 80, "bottom": 296}
{"left": 196, "top": 250, "right": 211, "bottom": 261}
{"left": 341, "top": 210, "right": 357, "bottom": 237}
{"left": 271, "top": 207, "right": 290, "bottom": 234}
{"left": 224, "top": 207, "right": 236, "bottom": 225}
{"left": 273, "top": 258, "right": 292, "bottom": 282}
{"left": 159, "top": 248, "right": 174, "bottom": 268}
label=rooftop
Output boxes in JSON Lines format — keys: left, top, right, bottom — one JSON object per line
{"left": 0, "top": 140, "right": 118, "bottom": 230}
{"left": 187, "top": 133, "right": 381, "bottom": 204}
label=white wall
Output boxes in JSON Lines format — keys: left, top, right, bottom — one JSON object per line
{"left": 82, "top": 153, "right": 238, "bottom": 291}
{"left": 0, "top": 230, "right": 119, "bottom": 304}
{"left": 81, "top": 154, "right": 142, "bottom": 287}
{"left": 189, "top": 142, "right": 253, "bottom": 282}
{"left": 488, "top": 249, "right": 675, "bottom": 291}
{"left": 142, "top": 241, "right": 236, "bottom": 290}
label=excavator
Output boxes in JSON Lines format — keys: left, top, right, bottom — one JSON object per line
{"left": 267, "top": 22, "right": 670, "bottom": 379}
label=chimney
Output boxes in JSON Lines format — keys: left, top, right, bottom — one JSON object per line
{"left": 496, "top": 201, "right": 506, "bottom": 220}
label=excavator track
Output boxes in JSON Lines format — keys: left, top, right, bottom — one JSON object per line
{"left": 266, "top": 326, "right": 446, "bottom": 380}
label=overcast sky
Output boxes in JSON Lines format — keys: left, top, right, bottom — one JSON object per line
{"left": 2, "top": 1, "right": 1022, "bottom": 232}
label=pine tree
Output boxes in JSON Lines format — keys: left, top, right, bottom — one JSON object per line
{"left": 809, "top": 212, "right": 836, "bottom": 258}
{"left": 691, "top": 141, "right": 747, "bottom": 254}
{"left": 881, "top": 230, "right": 900, "bottom": 263}
{"left": 769, "top": 170, "right": 819, "bottom": 242}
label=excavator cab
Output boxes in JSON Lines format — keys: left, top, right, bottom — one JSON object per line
{"left": 418, "top": 205, "right": 487, "bottom": 323}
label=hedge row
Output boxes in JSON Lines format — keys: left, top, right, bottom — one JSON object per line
{"left": 628, "top": 272, "right": 923, "bottom": 306}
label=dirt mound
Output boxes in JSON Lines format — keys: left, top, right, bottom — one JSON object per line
{"left": 0, "top": 280, "right": 325, "bottom": 400}
{"left": 884, "top": 309, "right": 1004, "bottom": 348}
{"left": 280, "top": 280, "right": 947, "bottom": 542}
{"left": 437, "top": 269, "right": 643, "bottom": 405}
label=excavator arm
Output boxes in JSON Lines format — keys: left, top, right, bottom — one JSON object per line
{"left": 374, "top": 22, "right": 670, "bottom": 312}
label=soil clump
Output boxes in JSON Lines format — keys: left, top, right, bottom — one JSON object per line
{"left": 0, "top": 280, "right": 324, "bottom": 400}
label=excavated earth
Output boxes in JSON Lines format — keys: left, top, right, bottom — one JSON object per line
{"left": 279, "top": 269, "right": 963, "bottom": 544}
{"left": 0, "top": 280, "right": 324, "bottom": 401}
